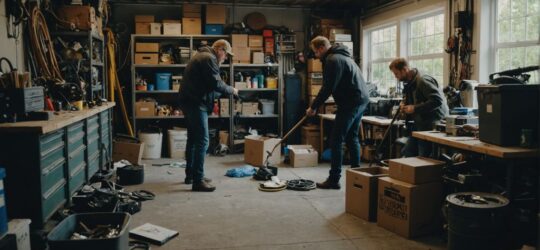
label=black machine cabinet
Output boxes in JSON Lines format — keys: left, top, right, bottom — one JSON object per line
{"left": 284, "top": 74, "right": 303, "bottom": 144}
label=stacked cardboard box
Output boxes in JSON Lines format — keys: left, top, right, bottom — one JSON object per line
{"left": 377, "top": 157, "right": 445, "bottom": 238}
{"left": 134, "top": 42, "right": 159, "bottom": 64}
{"left": 135, "top": 15, "right": 154, "bottom": 34}
{"left": 232, "top": 34, "right": 250, "bottom": 63}
{"left": 183, "top": 3, "right": 202, "bottom": 34}
{"left": 346, "top": 167, "right": 389, "bottom": 221}
{"left": 301, "top": 125, "right": 320, "bottom": 153}
{"left": 205, "top": 5, "right": 226, "bottom": 35}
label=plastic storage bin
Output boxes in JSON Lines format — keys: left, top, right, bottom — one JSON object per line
{"left": 156, "top": 73, "right": 172, "bottom": 90}
{"left": 168, "top": 129, "right": 188, "bottom": 159}
{"left": 139, "top": 132, "right": 163, "bottom": 159}
{"left": 259, "top": 99, "right": 275, "bottom": 115}
{"left": 47, "top": 212, "right": 131, "bottom": 250}
{"left": 0, "top": 168, "right": 7, "bottom": 238}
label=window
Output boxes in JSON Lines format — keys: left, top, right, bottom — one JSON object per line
{"left": 407, "top": 12, "right": 445, "bottom": 86}
{"left": 494, "top": 0, "right": 539, "bottom": 84}
{"left": 367, "top": 25, "right": 397, "bottom": 94}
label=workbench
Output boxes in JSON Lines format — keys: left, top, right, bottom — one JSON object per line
{"left": 0, "top": 102, "right": 115, "bottom": 229}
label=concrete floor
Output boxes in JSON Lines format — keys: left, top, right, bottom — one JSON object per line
{"left": 125, "top": 154, "right": 447, "bottom": 250}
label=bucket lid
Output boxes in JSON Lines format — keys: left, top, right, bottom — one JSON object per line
{"left": 446, "top": 192, "right": 509, "bottom": 209}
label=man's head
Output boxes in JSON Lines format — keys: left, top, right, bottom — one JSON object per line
{"left": 212, "top": 39, "right": 234, "bottom": 64}
{"left": 389, "top": 58, "right": 411, "bottom": 82}
{"left": 310, "top": 36, "right": 331, "bottom": 59}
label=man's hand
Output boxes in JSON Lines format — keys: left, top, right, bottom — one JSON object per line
{"left": 306, "top": 107, "right": 316, "bottom": 116}
{"left": 400, "top": 104, "right": 415, "bottom": 114}
{"left": 232, "top": 88, "right": 239, "bottom": 96}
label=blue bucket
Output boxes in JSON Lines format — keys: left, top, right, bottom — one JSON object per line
{"left": 156, "top": 73, "right": 172, "bottom": 90}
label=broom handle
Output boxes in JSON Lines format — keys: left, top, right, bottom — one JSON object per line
{"left": 263, "top": 115, "right": 308, "bottom": 167}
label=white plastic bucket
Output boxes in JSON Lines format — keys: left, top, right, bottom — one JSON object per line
{"left": 260, "top": 99, "right": 275, "bottom": 115}
{"left": 168, "top": 129, "right": 188, "bottom": 159}
{"left": 139, "top": 132, "right": 163, "bottom": 159}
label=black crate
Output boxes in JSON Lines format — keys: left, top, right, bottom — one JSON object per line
{"left": 476, "top": 84, "right": 539, "bottom": 146}
{"left": 47, "top": 212, "right": 130, "bottom": 250}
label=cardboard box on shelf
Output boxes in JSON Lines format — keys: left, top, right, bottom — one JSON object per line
{"left": 241, "top": 102, "right": 259, "bottom": 115}
{"left": 248, "top": 35, "right": 263, "bottom": 47}
{"left": 163, "top": 21, "right": 182, "bottom": 35}
{"left": 329, "top": 28, "right": 351, "bottom": 35}
{"left": 219, "top": 130, "right": 229, "bottom": 145}
{"left": 232, "top": 34, "right": 248, "bottom": 47}
{"left": 252, "top": 52, "right": 264, "bottom": 64}
{"left": 183, "top": 3, "right": 202, "bottom": 13}
{"left": 206, "top": 4, "right": 226, "bottom": 24}
{"left": 307, "top": 77, "right": 323, "bottom": 86}
{"left": 377, "top": 177, "right": 442, "bottom": 238}
{"left": 135, "top": 23, "right": 151, "bottom": 34}
{"left": 134, "top": 53, "right": 158, "bottom": 64}
{"left": 288, "top": 145, "right": 318, "bottom": 167}
{"left": 388, "top": 157, "right": 445, "bottom": 184}
{"left": 135, "top": 101, "right": 156, "bottom": 117}
{"left": 301, "top": 125, "right": 320, "bottom": 152}
{"left": 309, "top": 85, "right": 322, "bottom": 96}
{"left": 330, "top": 33, "right": 352, "bottom": 42}
{"left": 183, "top": 12, "right": 201, "bottom": 18}
{"left": 346, "top": 167, "right": 389, "bottom": 221}
{"left": 150, "top": 23, "right": 162, "bottom": 35}
{"left": 135, "top": 15, "right": 155, "bottom": 23}
{"left": 232, "top": 47, "right": 250, "bottom": 63}
{"left": 235, "top": 82, "right": 248, "bottom": 90}
{"left": 57, "top": 5, "right": 96, "bottom": 30}
{"left": 135, "top": 43, "right": 159, "bottom": 53}
{"left": 182, "top": 18, "right": 201, "bottom": 34}
{"left": 220, "top": 99, "right": 229, "bottom": 117}
{"left": 307, "top": 59, "right": 323, "bottom": 72}
{"left": 244, "top": 135, "right": 281, "bottom": 167}
{"left": 113, "top": 141, "right": 144, "bottom": 165}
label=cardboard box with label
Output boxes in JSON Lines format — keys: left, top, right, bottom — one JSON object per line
{"left": 252, "top": 52, "right": 264, "bottom": 64}
{"left": 377, "top": 177, "right": 442, "bottom": 238}
{"left": 232, "top": 47, "right": 250, "bottom": 63}
{"left": 232, "top": 34, "right": 248, "bottom": 47}
{"left": 163, "top": 20, "right": 182, "bottom": 35}
{"left": 135, "top": 101, "right": 156, "bottom": 117}
{"left": 346, "top": 167, "right": 389, "bottom": 221}
{"left": 288, "top": 145, "right": 318, "bottom": 167}
{"left": 206, "top": 4, "right": 226, "bottom": 24}
{"left": 113, "top": 141, "right": 144, "bottom": 165}
{"left": 307, "top": 59, "right": 323, "bottom": 72}
{"left": 301, "top": 125, "right": 321, "bottom": 152}
{"left": 150, "top": 23, "right": 162, "bottom": 35}
{"left": 248, "top": 35, "right": 263, "bottom": 47}
{"left": 389, "top": 157, "right": 445, "bottom": 184}
{"left": 244, "top": 135, "right": 281, "bottom": 167}
{"left": 135, "top": 43, "right": 159, "bottom": 53}
{"left": 135, "top": 15, "right": 155, "bottom": 23}
{"left": 241, "top": 102, "right": 259, "bottom": 115}
{"left": 182, "top": 18, "right": 201, "bottom": 35}
{"left": 134, "top": 53, "right": 159, "bottom": 65}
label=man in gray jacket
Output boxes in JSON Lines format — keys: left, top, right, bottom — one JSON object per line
{"left": 307, "top": 36, "right": 370, "bottom": 189}
{"left": 389, "top": 58, "right": 448, "bottom": 157}
{"left": 179, "top": 39, "right": 238, "bottom": 192}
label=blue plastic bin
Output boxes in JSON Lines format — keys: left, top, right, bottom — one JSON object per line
{"left": 0, "top": 168, "right": 7, "bottom": 238}
{"left": 205, "top": 24, "right": 224, "bottom": 35}
{"left": 156, "top": 73, "right": 172, "bottom": 90}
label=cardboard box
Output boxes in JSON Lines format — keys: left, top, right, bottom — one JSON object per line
{"left": 235, "top": 82, "right": 248, "bottom": 90}
{"left": 241, "top": 102, "right": 259, "bottom": 115}
{"left": 301, "top": 125, "right": 320, "bottom": 152}
{"left": 182, "top": 18, "right": 201, "bottom": 35}
{"left": 135, "top": 15, "right": 155, "bottom": 23}
{"left": 183, "top": 12, "right": 201, "bottom": 18}
{"left": 310, "top": 84, "right": 322, "bottom": 96}
{"left": 248, "top": 35, "right": 263, "bottom": 47}
{"left": 220, "top": 99, "right": 229, "bottom": 117}
{"left": 150, "top": 23, "right": 162, "bottom": 35}
{"left": 57, "top": 6, "right": 96, "bottom": 30}
{"left": 183, "top": 3, "right": 202, "bottom": 13}
{"left": 377, "top": 177, "right": 442, "bottom": 238}
{"left": 388, "top": 157, "right": 445, "bottom": 184}
{"left": 232, "top": 47, "right": 250, "bottom": 63}
{"left": 135, "top": 22, "right": 151, "bottom": 34}
{"left": 346, "top": 167, "right": 389, "bottom": 221}
{"left": 330, "top": 33, "right": 352, "bottom": 42}
{"left": 307, "top": 59, "right": 323, "bottom": 72}
{"left": 324, "top": 103, "right": 337, "bottom": 114}
{"left": 163, "top": 21, "right": 182, "bottom": 35}
{"left": 252, "top": 52, "right": 264, "bottom": 64}
{"left": 206, "top": 4, "right": 226, "bottom": 24}
{"left": 219, "top": 130, "right": 229, "bottom": 145}
{"left": 288, "top": 145, "right": 318, "bottom": 167}
{"left": 135, "top": 43, "right": 159, "bottom": 53}
{"left": 244, "top": 135, "right": 281, "bottom": 167}
{"left": 135, "top": 101, "right": 156, "bottom": 117}
{"left": 232, "top": 34, "right": 248, "bottom": 47}
{"left": 7, "top": 219, "right": 31, "bottom": 250}
{"left": 134, "top": 53, "right": 158, "bottom": 64}
{"left": 113, "top": 141, "right": 144, "bottom": 165}
{"left": 329, "top": 28, "right": 351, "bottom": 35}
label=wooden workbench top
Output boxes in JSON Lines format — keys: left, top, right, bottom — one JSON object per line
{"left": 413, "top": 131, "right": 540, "bottom": 159}
{"left": 319, "top": 114, "right": 404, "bottom": 126}
{"left": 0, "top": 102, "right": 115, "bottom": 134}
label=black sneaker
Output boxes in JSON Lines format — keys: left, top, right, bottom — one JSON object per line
{"left": 316, "top": 179, "right": 341, "bottom": 189}
{"left": 185, "top": 177, "right": 212, "bottom": 184}
{"left": 192, "top": 180, "right": 216, "bottom": 192}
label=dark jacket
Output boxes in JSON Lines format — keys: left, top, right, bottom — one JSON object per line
{"left": 179, "top": 46, "right": 234, "bottom": 112}
{"left": 310, "top": 44, "right": 370, "bottom": 112}
{"left": 403, "top": 69, "right": 449, "bottom": 131}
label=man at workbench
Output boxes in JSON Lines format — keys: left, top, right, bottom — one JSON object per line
{"left": 306, "top": 36, "right": 370, "bottom": 189}
{"left": 389, "top": 58, "right": 448, "bottom": 157}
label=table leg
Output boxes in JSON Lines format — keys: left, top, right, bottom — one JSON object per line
{"left": 320, "top": 117, "right": 324, "bottom": 158}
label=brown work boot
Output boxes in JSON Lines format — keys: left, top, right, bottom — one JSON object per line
{"left": 185, "top": 177, "right": 212, "bottom": 184}
{"left": 192, "top": 180, "right": 216, "bottom": 192}
{"left": 316, "top": 179, "right": 341, "bottom": 189}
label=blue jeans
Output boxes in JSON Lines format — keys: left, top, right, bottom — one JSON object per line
{"left": 401, "top": 136, "right": 432, "bottom": 157}
{"left": 181, "top": 104, "right": 209, "bottom": 183}
{"left": 329, "top": 105, "right": 364, "bottom": 183}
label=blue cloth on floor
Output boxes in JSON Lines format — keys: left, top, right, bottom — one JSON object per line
{"left": 225, "top": 166, "right": 257, "bottom": 177}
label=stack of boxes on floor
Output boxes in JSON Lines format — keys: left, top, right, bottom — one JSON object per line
{"left": 346, "top": 157, "right": 445, "bottom": 238}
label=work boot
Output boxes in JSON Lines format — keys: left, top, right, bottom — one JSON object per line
{"left": 316, "top": 179, "right": 341, "bottom": 189}
{"left": 185, "top": 177, "right": 212, "bottom": 184}
{"left": 192, "top": 180, "right": 216, "bottom": 192}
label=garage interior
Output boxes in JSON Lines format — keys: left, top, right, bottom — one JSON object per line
{"left": 0, "top": 0, "right": 539, "bottom": 249}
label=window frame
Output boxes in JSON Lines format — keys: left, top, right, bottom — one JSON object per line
{"left": 363, "top": 23, "right": 398, "bottom": 94}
